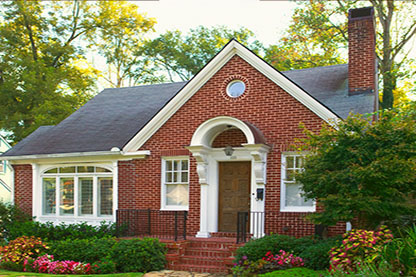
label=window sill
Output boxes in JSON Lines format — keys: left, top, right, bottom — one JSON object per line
{"left": 280, "top": 207, "right": 316, "bottom": 213}
{"left": 160, "top": 206, "right": 189, "bottom": 211}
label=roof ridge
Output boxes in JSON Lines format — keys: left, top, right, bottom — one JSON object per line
{"left": 282, "top": 64, "right": 347, "bottom": 73}
{"left": 103, "top": 81, "right": 189, "bottom": 92}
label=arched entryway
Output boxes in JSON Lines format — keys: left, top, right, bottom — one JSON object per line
{"left": 186, "top": 116, "right": 270, "bottom": 238}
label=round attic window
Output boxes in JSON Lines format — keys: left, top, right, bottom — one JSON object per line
{"left": 226, "top": 80, "right": 246, "bottom": 98}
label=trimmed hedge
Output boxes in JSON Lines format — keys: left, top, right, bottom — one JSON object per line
{"left": 110, "top": 238, "right": 167, "bottom": 273}
{"left": 7, "top": 221, "right": 119, "bottom": 241}
{"left": 48, "top": 238, "right": 117, "bottom": 264}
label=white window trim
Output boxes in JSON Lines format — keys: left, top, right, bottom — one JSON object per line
{"left": 160, "top": 156, "right": 189, "bottom": 211}
{"left": 280, "top": 153, "right": 316, "bottom": 212}
{"left": 0, "top": 152, "right": 5, "bottom": 174}
{"left": 39, "top": 165, "right": 114, "bottom": 221}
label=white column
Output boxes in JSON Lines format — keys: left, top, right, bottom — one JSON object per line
{"left": 32, "top": 163, "right": 39, "bottom": 219}
{"left": 112, "top": 161, "right": 118, "bottom": 222}
{"left": 186, "top": 145, "right": 211, "bottom": 238}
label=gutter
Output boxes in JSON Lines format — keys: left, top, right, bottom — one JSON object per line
{"left": 0, "top": 149, "right": 151, "bottom": 161}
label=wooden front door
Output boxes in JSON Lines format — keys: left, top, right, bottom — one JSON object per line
{"left": 218, "top": 161, "right": 251, "bottom": 232}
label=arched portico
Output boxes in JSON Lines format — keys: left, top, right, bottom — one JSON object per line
{"left": 186, "top": 116, "right": 270, "bottom": 238}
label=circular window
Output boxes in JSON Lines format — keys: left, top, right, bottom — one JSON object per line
{"left": 226, "top": 80, "right": 246, "bottom": 98}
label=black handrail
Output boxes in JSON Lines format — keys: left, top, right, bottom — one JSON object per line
{"left": 116, "top": 209, "right": 188, "bottom": 241}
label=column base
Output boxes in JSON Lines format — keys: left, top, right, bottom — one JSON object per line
{"left": 195, "top": 231, "right": 211, "bottom": 238}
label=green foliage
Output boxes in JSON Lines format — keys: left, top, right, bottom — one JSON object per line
{"left": 235, "top": 233, "right": 340, "bottom": 270}
{"left": 264, "top": 1, "right": 351, "bottom": 71}
{"left": 0, "top": 202, "right": 31, "bottom": 242}
{"left": 48, "top": 238, "right": 117, "bottom": 264}
{"left": 138, "top": 26, "right": 263, "bottom": 82}
{"left": 235, "top": 234, "right": 310, "bottom": 262}
{"left": 297, "top": 106, "right": 416, "bottom": 229}
{"left": 379, "top": 225, "right": 416, "bottom": 276}
{"left": 7, "top": 221, "right": 118, "bottom": 242}
{"left": 91, "top": 258, "right": 117, "bottom": 274}
{"left": 0, "top": 1, "right": 155, "bottom": 143}
{"left": 299, "top": 237, "right": 340, "bottom": 270}
{"left": 267, "top": 1, "right": 416, "bottom": 108}
{"left": 110, "top": 238, "right": 166, "bottom": 273}
{"left": 260, "top": 267, "right": 325, "bottom": 277}
{"left": 329, "top": 226, "right": 393, "bottom": 273}
{"left": 0, "top": 236, "right": 48, "bottom": 269}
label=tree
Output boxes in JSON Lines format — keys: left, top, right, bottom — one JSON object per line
{"left": 0, "top": 1, "right": 154, "bottom": 143}
{"left": 296, "top": 105, "right": 416, "bottom": 229}
{"left": 93, "top": 1, "right": 158, "bottom": 87}
{"left": 137, "top": 26, "right": 263, "bottom": 82}
{"left": 267, "top": 0, "right": 416, "bottom": 108}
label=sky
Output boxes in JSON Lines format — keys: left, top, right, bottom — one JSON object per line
{"left": 136, "top": 0, "right": 298, "bottom": 46}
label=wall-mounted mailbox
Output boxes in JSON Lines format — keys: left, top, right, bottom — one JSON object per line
{"left": 256, "top": 188, "right": 264, "bottom": 201}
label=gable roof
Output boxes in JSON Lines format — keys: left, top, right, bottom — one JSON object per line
{"left": 2, "top": 40, "right": 376, "bottom": 158}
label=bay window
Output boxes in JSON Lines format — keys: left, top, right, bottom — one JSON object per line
{"left": 281, "top": 153, "right": 315, "bottom": 212}
{"left": 41, "top": 166, "right": 113, "bottom": 218}
{"left": 161, "top": 158, "right": 189, "bottom": 210}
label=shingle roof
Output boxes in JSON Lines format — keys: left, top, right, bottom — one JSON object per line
{"left": 2, "top": 65, "right": 376, "bottom": 157}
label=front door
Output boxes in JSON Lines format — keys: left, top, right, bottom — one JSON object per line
{"left": 218, "top": 161, "right": 251, "bottom": 232}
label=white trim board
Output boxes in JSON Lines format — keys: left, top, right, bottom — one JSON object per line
{"left": 123, "top": 40, "right": 340, "bottom": 153}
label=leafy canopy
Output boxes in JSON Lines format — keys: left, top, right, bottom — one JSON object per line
{"left": 297, "top": 103, "right": 416, "bottom": 229}
{"left": 0, "top": 0, "right": 155, "bottom": 143}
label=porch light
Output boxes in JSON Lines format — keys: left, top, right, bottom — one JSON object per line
{"left": 224, "top": 145, "right": 234, "bottom": 156}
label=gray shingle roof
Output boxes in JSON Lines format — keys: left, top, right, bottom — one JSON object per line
{"left": 2, "top": 65, "right": 376, "bottom": 157}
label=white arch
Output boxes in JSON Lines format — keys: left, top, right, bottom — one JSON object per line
{"left": 190, "top": 116, "right": 255, "bottom": 147}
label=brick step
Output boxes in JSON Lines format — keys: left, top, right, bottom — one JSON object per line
{"left": 169, "top": 263, "right": 230, "bottom": 274}
{"left": 188, "top": 241, "right": 236, "bottom": 249}
{"left": 185, "top": 247, "right": 233, "bottom": 258}
{"left": 179, "top": 255, "right": 234, "bottom": 267}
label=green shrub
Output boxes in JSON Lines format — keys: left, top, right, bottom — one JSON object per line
{"left": 7, "top": 221, "right": 119, "bottom": 241}
{"left": 48, "top": 237, "right": 117, "bottom": 264}
{"left": 110, "top": 238, "right": 166, "bottom": 273}
{"left": 0, "top": 202, "right": 31, "bottom": 242}
{"left": 92, "top": 258, "right": 117, "bottom": 274}
{"left": 300, "top": 237, "right": 340, "bottom": 270}
{"left": 235, "top": 234, "right": 315, "bottom": 262}
{"left": 235, "top": 233, "right": 339, "bottom": 270}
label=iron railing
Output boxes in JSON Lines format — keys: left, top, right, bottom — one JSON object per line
{"left": 237, "top": 211, "right": 266, "bottom": 243}
{"left": 116, "top": 209, "right": 188, "bottom": 241}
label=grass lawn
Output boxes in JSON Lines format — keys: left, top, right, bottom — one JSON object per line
{"left": 0, "top": 270, "right": 143, "bottom": 277}
{"left": 260, "top": 267, "right": 328, "bottom": 276}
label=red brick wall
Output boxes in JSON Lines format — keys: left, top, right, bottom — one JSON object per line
{"left": 118, "top": 55, "right": 346, "bottom": 237}
{"left": 13, "top": 164, "right": 32, "bottom": 216}
{"left": 212, "top": 129, "right": 247, "bottom": 148}
{"left": 348, "top": 9, "right": 376, "bottom": 95}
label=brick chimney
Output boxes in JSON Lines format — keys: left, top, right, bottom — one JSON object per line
{"left": 348, "top": 7, "right": 376, "bottom": 95}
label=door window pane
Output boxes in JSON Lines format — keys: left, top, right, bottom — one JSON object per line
{"left": 98, "top": 177, "right": 113, "bottom": 216}
{"left": 60, "top": 178, "right": 74, "bottom": 215}
{"left": 43, "top": 178, "right": 56, "bottom": 214}
{"left": 79, "top": 178, "right": 93, "bottom": 215}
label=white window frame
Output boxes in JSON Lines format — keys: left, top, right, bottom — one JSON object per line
{"left": 280, "top": 153, "right": 316, "bottom": 212}
{"left": 40, "top": 166, "right": 114, "bottom": 220}
{"left": 161, "top": 156, "right": 189, "bottom": 211}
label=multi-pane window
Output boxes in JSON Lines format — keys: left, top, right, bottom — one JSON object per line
{"left": 41, "top": 166, "right": 113, "bottom": 217}
{"left": 162, "top": 158, "right": 189, "bottom": 209}
{"left": 281, "top": 154, "right": 315, "bottom": 212}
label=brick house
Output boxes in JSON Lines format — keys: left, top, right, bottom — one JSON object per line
{"left": 1, "top": 7, "right": 377, "bottom": 240}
